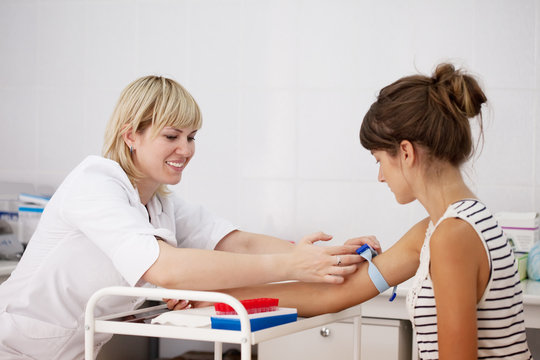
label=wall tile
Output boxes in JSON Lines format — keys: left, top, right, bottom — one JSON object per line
{"left": 37, "top": 0, "right": 85, "bottom": 87}
{"left": 84, "top": 1, "right": 137, "bottom": 88}
{"left": 410, "top": 0, "right": 475, "bottom": 72}
{"left": 476, "top": 185, "right": 535, "bottom": 213}
{"left": 536, "top": 89, "right": 540, "bottom": 187}
{"left": 537, "top": 1, "right": 540, "bottom": 89}
{"left": 36, "top": 86, "right": 86, "bottom": 187}
{"left": 0, "top": 87, "right": 38, "bottom": 183}
{"left": 474, "top": 0, "right": 536, "bottom": 89}
{"left": 296, "top": 180, "right": 417, "bottom": 251}
{"left": 235, "top": 179, "right": 296, "bottom": 240}
{"left": 535, "top": 186, "right": 540, "bottom": 213}
{"left": 472, "top": 89, "right": 535, "bottom": 186}
{"left": 241, "top": 0, "right": 299, "bottom": 90}
{"left": 296, "top": 0, "right": 365, "bottom": 90}
{"left": 83, "top": 86, "right": 123, "bottom": 157}
{"left": 296, "top": 89, "right": 375, "bottom": 181}
{"left": 238, "top": 90, "right": 296, "bottom": 179}
{"left": 136, "top": 0, "right": 189, "bottom": 80}
{"left": 185, "top": 0, "right": 244, "bottom": 91}
{"left": 0, "top": 1, "right": 38, "bottom": 86}
{"left": 354, "top": 1, "right": 416, "bottom": 90}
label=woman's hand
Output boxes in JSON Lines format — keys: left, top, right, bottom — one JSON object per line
{"left": 163, "top": 298, "right": 192, "bottom": 311}
{"left": 344, "top": 235, "right": 382, "bottom": 254}
{"left": 287, "top": 232, "right": 364, "bottom": 284}
{"left": 163, "top": 298, "right": 214, "bottom": 310}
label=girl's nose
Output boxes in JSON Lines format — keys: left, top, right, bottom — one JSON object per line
{"left": 378, "top": 167, "right": 385, "bottom": 183}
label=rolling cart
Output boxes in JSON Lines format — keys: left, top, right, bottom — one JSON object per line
{"left": 85, "top": 286, "right": 363, "bottom": 360}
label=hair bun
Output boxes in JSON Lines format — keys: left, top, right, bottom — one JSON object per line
{"left": 431, "top": 63, "right": 487, "bottom": 118}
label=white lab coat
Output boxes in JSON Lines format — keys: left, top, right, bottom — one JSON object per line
{"left": 0, "top": 156, "right": 236, "bottom": 360}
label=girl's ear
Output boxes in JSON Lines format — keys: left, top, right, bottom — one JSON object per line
{"left": 399, "top": 140, "right": 416, "bottom": 166}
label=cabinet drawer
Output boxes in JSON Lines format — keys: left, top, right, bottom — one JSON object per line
{"left": 258, "top": 317, "right": 412, "bottom": 360}
{"left": 259, "top": 321, "right": 355, "bottom": 359}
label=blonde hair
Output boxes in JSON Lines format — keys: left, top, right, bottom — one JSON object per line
{"left": 102, "top": 75, "right": 202, "bottom": 194}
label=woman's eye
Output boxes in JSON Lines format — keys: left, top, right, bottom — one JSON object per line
{"left": 188, "top": 136, "right": 196, "bottom": 142}
{"left": 165, "top": 135, "right": 178, "bottom": 140}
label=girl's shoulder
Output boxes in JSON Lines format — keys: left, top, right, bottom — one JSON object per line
{"left": 430, "top": 199, "right": 493, "bottom": 271}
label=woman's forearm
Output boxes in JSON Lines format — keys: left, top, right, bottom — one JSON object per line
{"left": 215, "top": 230, "right": 295, "bottom": 254}
{"left": 143, "top": 239, "right": 361, "bottom": 290}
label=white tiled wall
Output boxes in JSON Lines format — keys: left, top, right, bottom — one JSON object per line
{"left": 1, "top": 0, "right": 539, "bottom": 252}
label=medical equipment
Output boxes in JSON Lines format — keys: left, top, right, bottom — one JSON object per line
{"left": 356, "top": 244, "right": 397, "bottom": 302}
{"left": 85, "top": 286, "right": 363, "bottom": 360}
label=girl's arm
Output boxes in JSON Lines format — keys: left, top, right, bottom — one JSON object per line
{"left": 223, "top": 217, "right": 429, "bottom": 317}
{"left": 429, "top": 218, "right": 489, "bottom": 360}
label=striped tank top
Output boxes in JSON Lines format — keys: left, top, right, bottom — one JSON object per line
{"left": 406, "top": 199, "right": 532, "bottom": 359}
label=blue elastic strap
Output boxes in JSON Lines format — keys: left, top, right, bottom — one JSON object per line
{"left": 356, "top": 244, "right": 397, "bottom": 302}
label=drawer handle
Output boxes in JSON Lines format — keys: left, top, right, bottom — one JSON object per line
{"left": 320, "top": 327, "right": 331, "bottom": 337}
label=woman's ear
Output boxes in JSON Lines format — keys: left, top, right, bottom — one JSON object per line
{"left": 399, "top": 140, "right": 416, "bottom": 166}
{"left": 122, "top": 124, "right": 135, "bottom": 148}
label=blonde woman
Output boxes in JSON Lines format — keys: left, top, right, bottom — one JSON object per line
{"left": 0, "top": 76, "right": 365, "bottom": 359}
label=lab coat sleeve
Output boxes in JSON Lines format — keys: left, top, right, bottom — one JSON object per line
{"left": 171, "top": 195, "right": 237, "bottom": 250}
{"left": 59, "top": 161, "right": 164, "bottom": 287}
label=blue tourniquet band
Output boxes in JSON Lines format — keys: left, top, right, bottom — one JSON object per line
{"left": 356, "top": 244, "right": 397, "bottom": 302}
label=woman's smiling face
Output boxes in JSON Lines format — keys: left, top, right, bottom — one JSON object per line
{"left": 132, "top": 124, "right": 197, "bottom": 193}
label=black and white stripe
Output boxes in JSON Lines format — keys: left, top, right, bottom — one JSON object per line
{"left": 408, "top": 200, "right": 532, "bottom": 359}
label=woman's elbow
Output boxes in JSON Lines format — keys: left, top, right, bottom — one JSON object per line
{"left": 142, "top": 263, "right": 172, "bottom": 288}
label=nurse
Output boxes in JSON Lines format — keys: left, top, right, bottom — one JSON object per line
{"left": 0, "top": 75, "right": 365, "bottom": 359}
{"left": 225, "top": 63, "right": 532, "bottom": 359}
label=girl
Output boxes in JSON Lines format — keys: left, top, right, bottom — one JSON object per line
{"left": 224, "top": 63, "right": 532, "bottom": 359}
{"left": 0, "top": 76, "right": 364, "bottom": 359}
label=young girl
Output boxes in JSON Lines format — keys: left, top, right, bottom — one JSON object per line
{"left": 225, "top": 63, "right": 532, "bottom": 359}
{"left": 0, "top": 75, "right": 364, "bottom": 360}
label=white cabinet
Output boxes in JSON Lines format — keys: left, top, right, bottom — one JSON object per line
{"left": 258, "top": 317, "right": 412, "bottom": 360}
{"left": 361, "top": 317, "right": 412, "bottom": 360}
{"left": 259, "top": 321, "right": 357, "bottom": 359}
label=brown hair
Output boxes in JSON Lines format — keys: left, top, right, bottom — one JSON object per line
{"left": 360, "top": 63, "right": 487, "bottom": 165}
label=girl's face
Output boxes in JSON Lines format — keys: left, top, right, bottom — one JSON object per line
{"left": 372, "top": 149, "right": 415, "bottom": 204}
{"left": 132, "top": 124, "right": 197, "bottom": 191}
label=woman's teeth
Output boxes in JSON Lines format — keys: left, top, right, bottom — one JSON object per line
{"left": 166, "top": 161, "right": 184, "bottom": 168}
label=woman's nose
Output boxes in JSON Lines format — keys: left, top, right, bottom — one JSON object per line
{"left": 176, "top": 138, "right": 192, "bottom": 156}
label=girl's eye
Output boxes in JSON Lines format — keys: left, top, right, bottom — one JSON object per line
{"left": 165, "top": 135, "right": 178, "bottom": 140}
{"left": 188, "top": 136, "right": 196, "bottom": 142}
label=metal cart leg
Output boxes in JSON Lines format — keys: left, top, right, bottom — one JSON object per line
{"left": 241, "top": 341, "right": 251, "bottom": 360}
{"left": 214, "top": 342, "right": 222, "bottom": 360}
{"left": 353, "top": 315, "right": 362, "bottom": 360}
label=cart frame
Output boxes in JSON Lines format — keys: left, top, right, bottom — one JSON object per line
{"left": 85, "top": 286, "right": 362, "bottom": 360}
